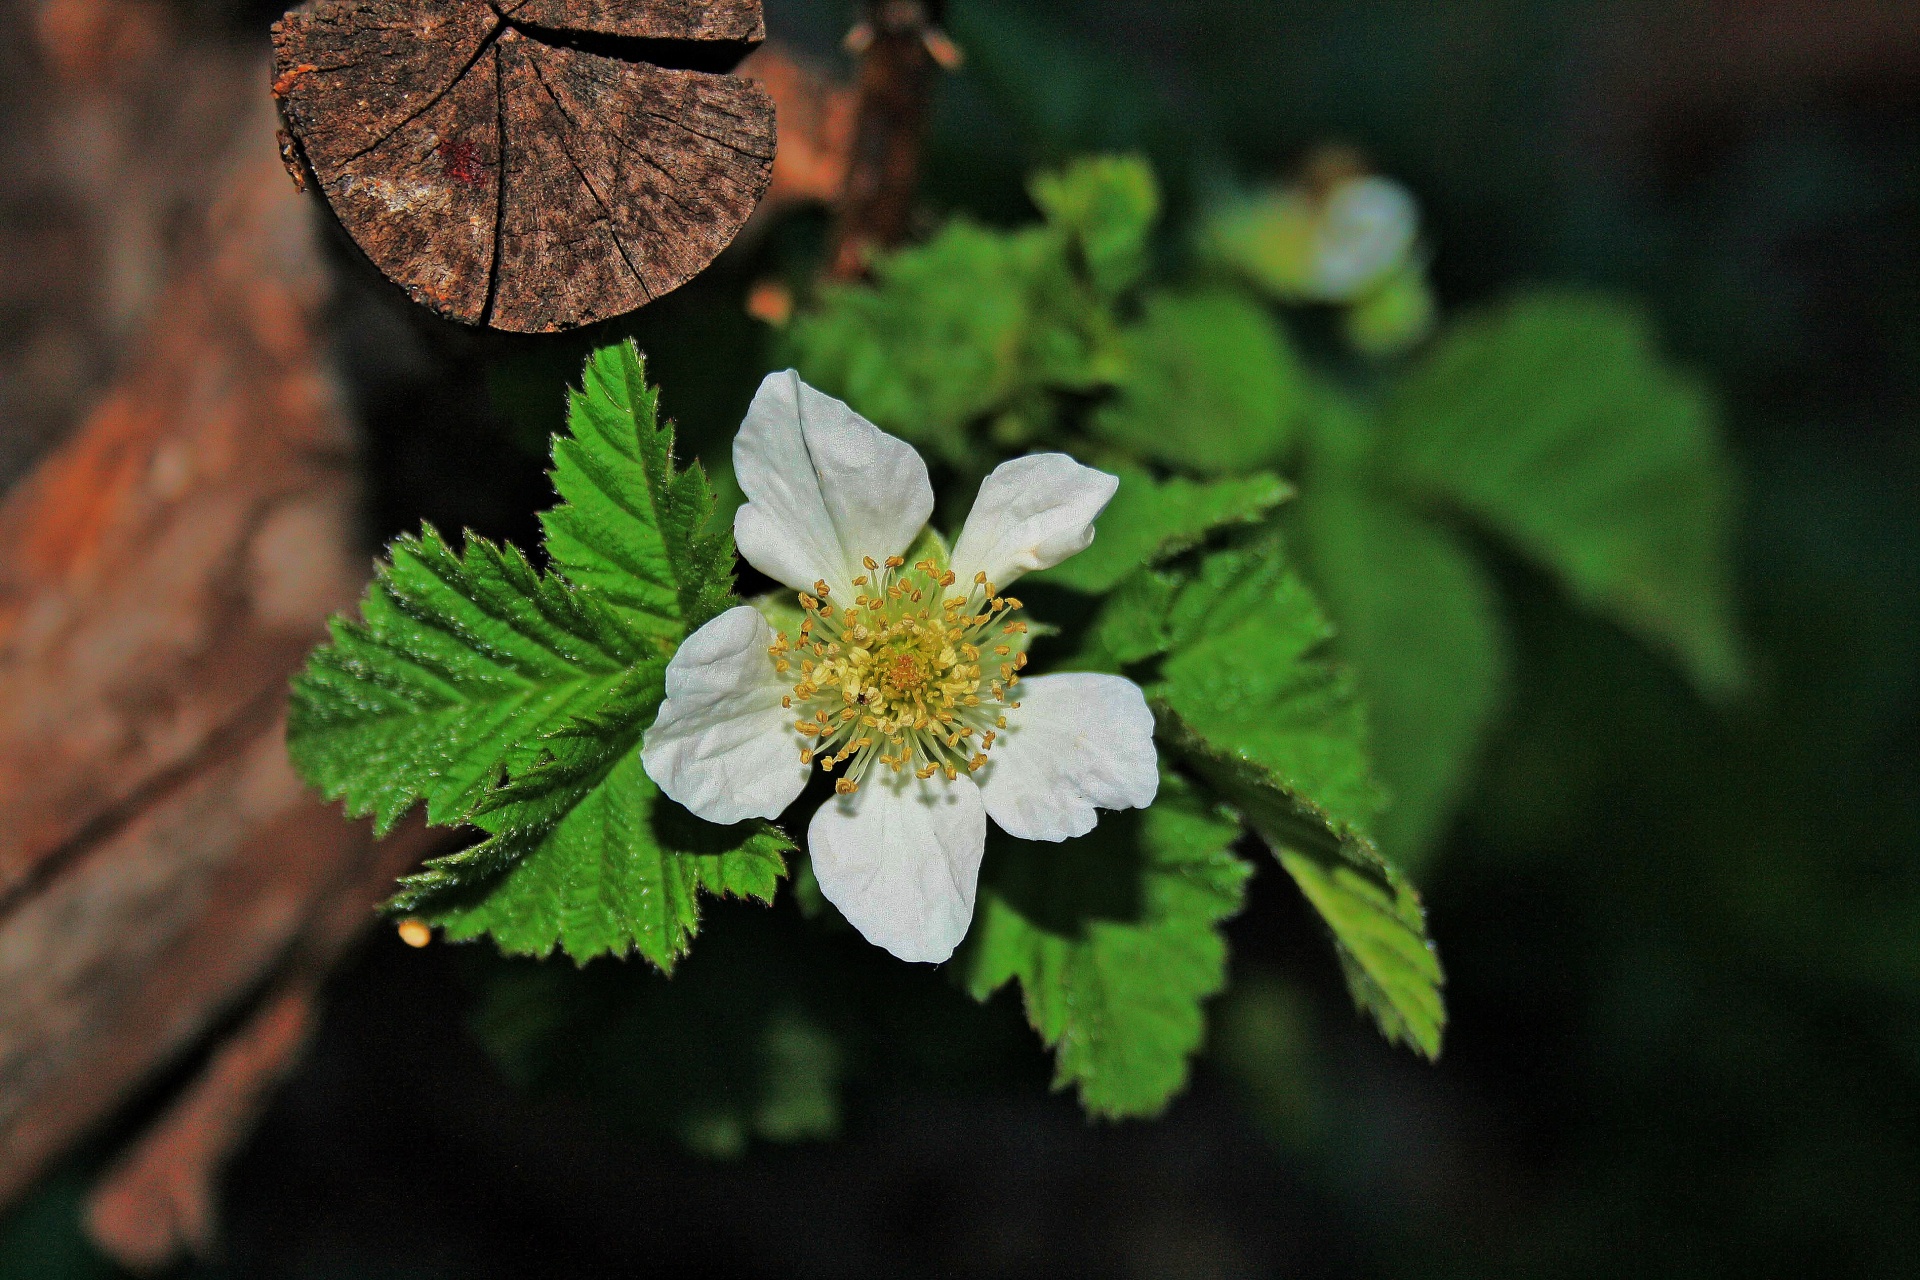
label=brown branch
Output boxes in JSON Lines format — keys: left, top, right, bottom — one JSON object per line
{"left": 825, "top": 0, "right": 953, "bottom": 280}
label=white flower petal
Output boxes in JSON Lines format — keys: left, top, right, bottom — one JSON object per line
{"left": 732, "top": 370, "right": 934, "bottom": 598}
{"left": 977, "top": 673, "right": 1159, "bottom": 842}
{"left": 641, "top": 605, "right": 810, "bottom": 825}
{"left": 949, "top": 454, "right": 1119, "bottom": 590}
{"left": 807, "top": 771, "right": 987, "bottom": 963}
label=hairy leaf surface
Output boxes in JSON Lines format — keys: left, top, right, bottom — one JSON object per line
{"left": 288, "top": 528, "right": 643, "bottom": 835}
{"left": 290, "top": 343, "right": 772, "bottom": 964}
{"left": 543, "top": 340, "right": 735, "bottom": 639}
{"left": 1032, "top": 466, "right": 1291, "bottom": 594}
{"left": 1149, "top": 539, "right": 1446, "bottom": 1058}
{"left": 965, "top": 775, "right": 1251, "bottom": 1118}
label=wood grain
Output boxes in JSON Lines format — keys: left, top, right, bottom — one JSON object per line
{"left": 272, "top": 0, "right": 776, "bottom": 331}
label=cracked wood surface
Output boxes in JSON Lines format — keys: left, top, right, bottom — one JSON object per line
{"left": 272, "top": 0, "right": 775, "bottom": 331}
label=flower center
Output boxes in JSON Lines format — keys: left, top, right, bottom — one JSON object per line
{"left": 882, "top": 651, "right": 927, "bottom": 694}
{"left": 766, "top": 553, "right": 1029, "bottom": 795}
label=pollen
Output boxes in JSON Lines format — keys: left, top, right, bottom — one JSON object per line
{"left": 782, "top": 553, "right": 1030, "bottom": 789}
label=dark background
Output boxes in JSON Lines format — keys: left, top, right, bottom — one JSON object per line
{"left": 5, "top": 0, "right": 1918, "bottom": 1276}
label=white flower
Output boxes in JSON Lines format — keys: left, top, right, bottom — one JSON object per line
{"left": 641, "top": 371, "right": 1160, "bottom": 963}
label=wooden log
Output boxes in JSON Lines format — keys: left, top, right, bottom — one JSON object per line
{"left": 272, "top": 0, "right": 777, "bottom": 332}
{"left": 0, "top": 33, "right": 444, "bottom": 1261}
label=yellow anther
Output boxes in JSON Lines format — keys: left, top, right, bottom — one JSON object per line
{"left": 1014, "top": 653, "right": 1028, "bottom": 669}
{"left": 835, "top": 777, "right": 858, "bottom": 795}
{"left": 994, "top": 644, "right": 1010, "bottom": 656}
{"left": 800, "top": 749, "right": 814, "bottom": 764}
{"left": 967, "top": 754, "right": 988, "bottom": 772}
{"left": 940, "top": 570, "right": 956, "bottom": 587}
{"left": 800, "top": 593, "right": 819, "bottom": 611}
{"left": 917, "top": 763, "right": 938, "bottom": 779}
{"left": 814, "top": 579, "right": 831, "bottom": 597}
{"left": 974, "top": 571, "right": 987, "bottom": 584}
{"left": 885, "top": 555, "right": 905, "bottom": 568}
{"left": 864, "top": 555, "right": 879, "bottom": 571}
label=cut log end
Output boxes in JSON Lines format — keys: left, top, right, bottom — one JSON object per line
{"left": 272, "top": 0, "right": 774, "bottom": 332}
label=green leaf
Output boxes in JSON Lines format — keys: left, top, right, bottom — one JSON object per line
{"left": 1092, "top": 289, "right": 1307, "bottom": 473}
{"left": 1156, "top": 543, "right": 1382, "bottom": 838}
{"left": 1383, "top": 289, "right": 1746, "bottom": 695}
{"left": 419, "top": 751, "right": 790, "bottom": 969}
{"left": 287, "top": 527, "right": 644, "bottom": 836}
{"left": 787, "top": 221, "right": 1057, "bottom": 461}
{"left": 542, "top": 340, "right": 735, "bottom": 639}
{"left": 1060, "top": 565, "right": 1186, "bottom": 673}
{"left": 1276, "top": 846, "right": 1445, "bottom": 1058}
{"left": 1294, "top": 458, "right": 1509, "bottom": 864}
{"left": 787, "top": 157, "right": 1168, "bottom": 462}
{"left": 1147, "top": 538, "right": 1445, "bottom": 1058}
{"left": 964, "top": 775, "right": 1251, "bottom": 1118}
{"left": 290, "top": 342, "right": 766, "bottom": 966}
{"left": 1027, "top": 153, "right": 1160, "bottom": 299}
{"left": 1031, "top": 465, "right": 1291, "bottom": 594}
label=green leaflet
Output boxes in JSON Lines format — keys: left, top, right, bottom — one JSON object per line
{"left": 422, "top": 751, "right": 789, "bottom": 970}
{"left": 1092, "top": 289, "right": 1309, "bottom": 473}
{"left": 287, "top": 528, "right": 643, "bottom": 835}
{"left": 289, "top": 342, "right": 783, "bottom": 966}
{"left": 542, "top": 339, "right": 735, "bottom": 640}
{"left": 1382, "top": 289, "right": 1746, "bottom": 696}
{"left": 965, "top": 775, "right": 1251, "bottom": 1118}
{"left": 1294, "top": 455, "right": 1509, "bottom": 864}
{"left": 1157, "top": 543, "right": 1383, "bottom": 839}
{"left": 787, "top": 220, "right": 1049, "bottom": 461}
{"left": 786, "top": 155, "right": 1157, "bottom": 461}
{"left": 1027, "top": 153, "right": 1160, "bottom": 300}
{"left": 1147, "top": 539, "right": 1446, "bottom": 1059}
{"left": 1031, "top": 465, "right": 1292, "bottom": 595}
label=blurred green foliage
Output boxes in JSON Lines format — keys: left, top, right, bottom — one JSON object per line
{"left": 790, "top": 155, "right": 1743, "bottom": 872}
